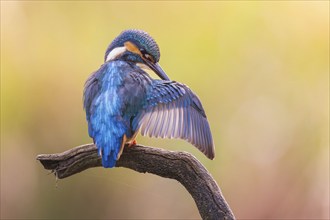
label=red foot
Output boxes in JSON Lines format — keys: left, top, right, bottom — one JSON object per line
{"left": 128, "top": 139, "right": 137, "bottom": 147}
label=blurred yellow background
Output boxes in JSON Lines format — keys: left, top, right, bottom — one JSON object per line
{"left": 1, "top": 1, "right": 329, "bottom": 219}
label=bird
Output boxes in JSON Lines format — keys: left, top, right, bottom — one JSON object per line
{"left": 83, "top": 29, "right": 215, "bottom": 168}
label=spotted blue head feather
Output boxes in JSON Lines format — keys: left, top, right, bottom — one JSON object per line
{"left": 105, "top": 29, "right": 160, "bottom": 63}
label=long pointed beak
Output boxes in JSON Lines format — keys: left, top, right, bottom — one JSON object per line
{"left": 145, "top": 61, "right": 170, "bottom": 80}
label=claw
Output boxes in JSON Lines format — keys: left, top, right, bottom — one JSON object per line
{"left": 128, "top": 139, "right": 137, "bottom": 147}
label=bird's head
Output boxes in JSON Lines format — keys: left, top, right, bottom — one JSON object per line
{"left": 104, "top": 29, "right": 170, "bottom": 80}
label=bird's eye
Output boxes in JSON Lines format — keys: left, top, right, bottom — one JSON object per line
{"left": 140, "top": 48, "right": 147, "bottom": 55}
{"left": 139, "top": 48, "right": 154, "bottom": 63}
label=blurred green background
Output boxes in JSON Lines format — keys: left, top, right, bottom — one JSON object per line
{"left": 1, "top": 1, "right": 329, "bottom": 219}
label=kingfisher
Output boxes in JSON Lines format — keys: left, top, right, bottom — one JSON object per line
{"left": 83, "top": 29, "right": 215, "bottom": 168}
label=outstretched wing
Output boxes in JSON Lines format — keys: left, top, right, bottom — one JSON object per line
{"left": 133, "top": 80, "right": 215, "bottom": 159}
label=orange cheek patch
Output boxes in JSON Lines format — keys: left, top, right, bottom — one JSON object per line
{"left": 124, "top": 41, "right": 142, "bottom": 56}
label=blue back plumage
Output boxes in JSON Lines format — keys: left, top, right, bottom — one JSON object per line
{"left": 84, "top": 61, "right": 147, "bottom": 168}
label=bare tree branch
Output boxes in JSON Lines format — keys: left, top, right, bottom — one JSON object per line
{"left": 36, "top": 144, "right": 235, "bottom": 220}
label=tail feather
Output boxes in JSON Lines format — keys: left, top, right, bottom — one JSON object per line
{"left": 101, "top": 151, "right": 117, "bottom": 168}
{"left": 94, "top": 134, "right": 122, "bottom": 168}
{"left": 88, "top": 101, "right": 128, "bottom": 168}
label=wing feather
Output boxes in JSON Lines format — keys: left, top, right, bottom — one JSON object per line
{"left": 176, "top": 104, "right": 183, "bottom": 138}
{"left": 135, "top": 81, "right": 215, "bottom": 159}
{"left": 153, "top": 105, "right": 163, "bottom": 137}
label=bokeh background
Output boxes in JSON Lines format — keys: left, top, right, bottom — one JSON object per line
{"left": 1, "top": 1, "right": 329, "bottom": 219}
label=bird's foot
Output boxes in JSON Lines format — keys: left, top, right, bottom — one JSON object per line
{"left": 127, "top": 139, "right": 137, "bottom": 147}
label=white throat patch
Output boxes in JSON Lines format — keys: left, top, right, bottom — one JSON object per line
{"left": 105, "top": 46, "right": 127, "bottom": 62}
